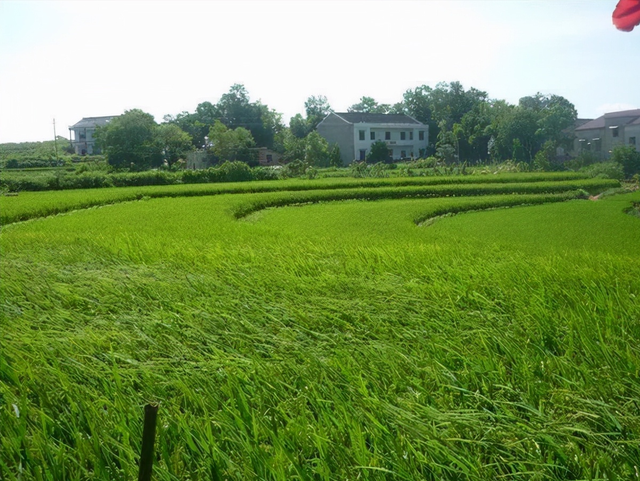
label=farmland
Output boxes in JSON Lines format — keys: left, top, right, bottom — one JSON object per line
{"left": 1, "top": 174, "right": 639, "bottom": 480}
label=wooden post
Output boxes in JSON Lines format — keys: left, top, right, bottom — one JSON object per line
{"left": 138, "top": 403, "right": 159, "bottom": 481}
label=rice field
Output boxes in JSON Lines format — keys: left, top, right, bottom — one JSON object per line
{"left": 1, "top": 174, "right": 639, "bottom": 480}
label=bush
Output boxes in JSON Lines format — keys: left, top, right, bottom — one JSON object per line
{"left": 581, "top": 162, "right": 624, "bottom": 180}
{"left": 280, "top": 160, "right": 308, "bottom": 179}
{"left": 216, "top": 161, "right": 253, "bottom": 182}
{"left": 564, "top": 151, "right": 601, "bottom": 171}
{"left": 252, "top": 167, "right": 280, "bottom": 181}
{"left": 611, "top": 144, "right": 640, "bottom": 178}
{"left": 366, "top": 141, "right": 390, "bottom": 164}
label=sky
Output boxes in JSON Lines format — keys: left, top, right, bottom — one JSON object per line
{"left": 0, "top": 0, "right": 638, "bottom": 143}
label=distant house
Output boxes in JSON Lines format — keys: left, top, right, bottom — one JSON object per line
{"left": 573, "top": 109, "right": 640, "bottom": 159}
{"left": 316, "top": 112, "right": 428, "bottom": 165}
{"left": 186, "top": 150, "right": 210, "bottom": 170}
{"left": 254, "top": 147, "right": 282, "bottom": 166}
{"left": 69, "top": 116, "right": 117, "bottom": 155}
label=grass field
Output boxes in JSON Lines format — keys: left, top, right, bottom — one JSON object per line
{"left": 1, "top": 174, "right": 639, "bottom": 480}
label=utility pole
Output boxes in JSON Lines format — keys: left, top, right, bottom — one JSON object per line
{"left": 53, "top": 118, "right": 60, "bottom": 165}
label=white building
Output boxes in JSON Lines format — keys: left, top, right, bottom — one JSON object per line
{"left": 316, "top": 112, "right": 428, "bottom": 164}
{"left": 69, "top": 116, "right": 117, "bottom": 155}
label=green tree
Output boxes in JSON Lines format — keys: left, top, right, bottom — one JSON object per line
{"left": 156, "top": 123, "right": 193, "bottom": 167}
{"left": 436, "top": 120, "right": 457, "bottom": 164}
{"left": 366, "top": 140, "right": 390, "bottom": 163}
{"left": 289, "top": 114, "right": 310, "bottom": 139}
{"left": 216, "top": 84, "right": 283, "bottom": 148}
{"left": 491, "top": 106, "right": 539, "bottom": 162}
{"left": 208, "top": 120, "right": 257, "bottom": 165}
{"left": 289, "top": 95, "right": 333, "bottom": 139}
{"left": 95, "top": 109, "right": 162, "bottom": 170}
{"left": 304, "top": 131, "right": 330, "bottom": 167}
{"left": 611, "top": 144, "right": 640, "bottom": 178}
{"left": 328, "top": 143, "right": 342, "bottom": 167}
{"left": 280, "top": 129, "right": 306, "bottom": 162}
{"left": 348, "top": 96, "right": 391, "bottom": 114}
{"left": 305, "top": 95, "right": 332, "bottom": 129}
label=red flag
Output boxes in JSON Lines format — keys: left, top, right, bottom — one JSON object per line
{"left": 613, "top": 0, "right": 640, "bottom": 31}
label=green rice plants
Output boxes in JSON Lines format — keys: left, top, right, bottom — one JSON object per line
{"left": 1, "top": 173, "right": 601, "bottom": 225}
{"left": 1, "top": 183, "right": 639, "bottom": 478}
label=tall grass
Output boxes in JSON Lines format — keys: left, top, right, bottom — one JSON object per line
{"left": 1, "top": 183, "right": 638, "bottom": 479}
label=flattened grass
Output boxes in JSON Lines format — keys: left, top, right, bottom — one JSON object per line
{"left": 1, "top": 180, "right": 639, "bottom": 480}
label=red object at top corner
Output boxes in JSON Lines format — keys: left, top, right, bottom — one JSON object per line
{"left": 613, "top": 0, "right": 640, "bottom": 31}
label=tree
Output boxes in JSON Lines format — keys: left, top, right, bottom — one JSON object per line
{"left": 304, "top": 131, "right": 330, "bottom": 167}
{"left": 436, "top": 120, "right": 457, "bottom": 164}
{"left": 304, "top": 95, "right": 332, "bottom": 130}
{"left": 208, "top": 120, "right": 256, "bottom": 165}
{"left": 279, "top": 129, "right": 306, "bottom": 162}
{"left": 95, "top": 109, "right": 162, "bottom": 170}
{"left": 215, "top": 84, "right": 283, "bottom": 148}
{"left": 328, "top": 143, "right": 342, "bottom": 167}
{"left": 366, "top": 140, "right": 390, "bottom": 163}
{"left": 156, "top": 123, "right": 193, "bottom": 167}
{"left": 611, "top": 144, "right": 640, "bottom": 178}
{"left": 289, "top": 96, "right": 333, "bottom": 139}
{"left": 490, "top": 106, "right": 539, "bottom": 162}
{"left": 348, "top": 96, "right": 391, "bottom": 114}
{"left": 163, "top": 111, "right": 206, "bottom": 149}
{"left": 289, "top": 113, "right": 310, "bottom": 139}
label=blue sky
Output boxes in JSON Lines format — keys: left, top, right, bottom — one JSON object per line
{"left": 0, "top": 0, "right": 638, "bottom": 143}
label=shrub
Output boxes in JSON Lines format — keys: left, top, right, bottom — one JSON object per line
{"left": 216, "top": 161, "right": 253, "bottom": 182}
{"left": 581, "top": 162, "right": 624, "bottom": 180}
{"left": 366, "top": 141, "right": 390, "bottom": 164}
{"left": 252, "top": 167, "right": 280, "bottom": 181}
{"left": 280, "top": 160, "right": 308, "bottom": 179}
{"left": 611, "top": 144, "right": 640, "bottom": 178}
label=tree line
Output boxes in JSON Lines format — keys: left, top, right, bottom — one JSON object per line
{"left": 96, "top": 82, "right": 579, "bottom": 170}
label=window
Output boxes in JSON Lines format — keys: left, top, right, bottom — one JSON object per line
{"left": 409, "top": 131, "right": 414, "bottom": 140}
{"left": 79, "top": 130, "right": 86, "bottom": 140}
{"left": 266, "top": 154, "right": 273, "bottom": 163}
{"left": 400, "top": 132, "right": 406, "bottom": 140}
{"left": 385, "top": 131, "right": 391, "bottom": 140}
{"left": 401, "top": 150, "right": 407, "bottom": 158}
{"left": 418, "top": 131, "right": 425, "bottom": 141}
{"left": 359, "top": 130, "right": 365, "bottom": 141}
{"left": 593, "top": 138, "right": 601, "bottom": 152}
{"left": 630, "top": 136, "right": 637, "bottom": 146}
{"left": 359, "top": 149, "right": 366, "bottom": 161}
{"left": 611, "top": 126, "right": 619, "bottom": 138}
{"left": 370, "top": 131, "right": 375, "bottom": 140}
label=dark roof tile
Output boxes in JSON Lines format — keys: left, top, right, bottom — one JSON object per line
{"left": 334, "top": 112, "right": 423, "bottom": 125}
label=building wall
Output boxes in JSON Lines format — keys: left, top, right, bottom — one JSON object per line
{"left": 352, "top": 124, "right": 428, "bottom": 161}
{"left": 574, "top": 128, "right": 605, "bottom": 158}
{"left": 316, "top": 114, "right": 354, "bottom": 165}
{"left": 575, "top": 124, "right": 640, "bottom": 159}
{"left": 70, "top": 127, "right": 101, "bottom": 155}
{"left": 624, "top": 125, "right": 640, "bottom": 151}
{"left": 317, "top": 114, "right": 429, "bottom": 164}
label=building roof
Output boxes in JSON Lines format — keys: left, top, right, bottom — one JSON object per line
{"left": 333, "top": 112, "right": 423, "bottom": 125}
{"left": 575, "top": 109, "right": 640, "bottom": 131}
{"left": 69, "top": 116, "right": 117, "bottom": 129}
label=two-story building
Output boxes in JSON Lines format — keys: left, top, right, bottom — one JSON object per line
{"left": 316, "top": 112, "right": 428, "bottom": 165}
{"left": 573, "top": 109, "right": 640, "bottom": 159}
{"left": 69, "top": 116, "right": 117, "bottom": 155}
